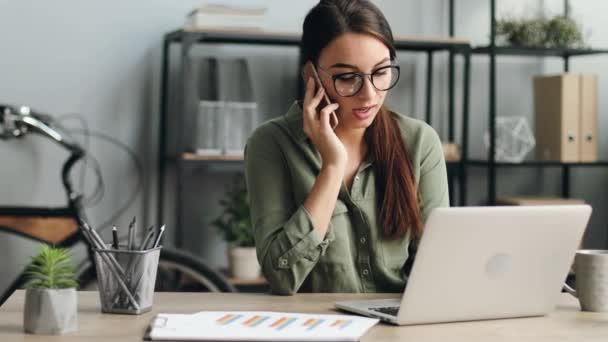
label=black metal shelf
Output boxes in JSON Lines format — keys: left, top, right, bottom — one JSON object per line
{"left": 165, "top": 29, "right": 300, "bottom": 46}
{"left": 171, "top": 152, "right": 465, "bottom": 163}
{"left": 165, "top": 29, "right": 472, "bottom": 52}
{"left": 472, "top": 46, "right": 608, "bottom": 57}
{"left": 158, "top": 27, "right": 473, "bottom": 245}
{"left": 176, "top": 156, "right": 608, "bottom": 168}
{"left": 467, "top": 160, "right": 608, "bottom": 167}
{"left": 450, "top": 0, "right": 608, "bottom": 204}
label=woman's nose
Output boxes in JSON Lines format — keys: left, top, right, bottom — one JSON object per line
{"left": 357, "top": 76, "right": 376, "bottom": 100}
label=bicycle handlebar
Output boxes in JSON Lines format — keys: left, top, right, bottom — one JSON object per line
{"left": 1, "top": 104, "right": 87, "bottom": 218}
{"left": 1, "top": 104, "right": 84, "bottom": 155}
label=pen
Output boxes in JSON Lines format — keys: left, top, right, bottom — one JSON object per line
{"left": 127, "top": 216, "right": 136, "bottom": 250}
{"left": 152, "top": 225, "right": 165, "bottom": 248}
{"left": 139, "top": 225, "right": 155, "bottom": 251}
{"left": 112, "top": 226, "right": 119, "bottom": 250}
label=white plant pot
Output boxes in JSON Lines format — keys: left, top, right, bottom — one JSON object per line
{"left": 228, "top": 246, "right": 261, "bottom": 280}
{"left": 24, "top": 288, "right": 78, "bottom": 335}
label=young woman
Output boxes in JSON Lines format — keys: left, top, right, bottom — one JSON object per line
{"left": 245, "top": 0, "right": 449, "bottom": 295}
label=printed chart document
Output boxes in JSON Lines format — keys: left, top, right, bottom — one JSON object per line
{"left": 145, "top": 311, "right": 379, "bottom": 341}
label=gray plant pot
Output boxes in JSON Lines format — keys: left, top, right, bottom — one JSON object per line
{"left": 228, "top": 246, "right": 261, "bottom": 280}
{"left": 24, "top": 288, "right": 78, "bottom": 335}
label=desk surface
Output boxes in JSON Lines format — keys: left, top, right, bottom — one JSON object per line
{"left": 1, "top": 290, "right": 607, "bottom": 341}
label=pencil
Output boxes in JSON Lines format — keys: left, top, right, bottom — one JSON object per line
{"left": 127, "top": 216, "right": 136, "bottom": 250}
{"left": 152, "top": 225, "right": 166, "bottom": 248}
{"left": 112, "top": 226, "right": 119, "bottom": 250}
{"left": 139, "top": 225, "right": 156, "bottom": 251}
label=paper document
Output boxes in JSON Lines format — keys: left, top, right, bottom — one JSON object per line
{"left": 145, "top": 311, "right": 379, "bottom": 341}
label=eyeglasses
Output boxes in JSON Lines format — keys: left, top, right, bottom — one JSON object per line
{"left": 316, "top": 64, "right": 401, "bottom": 97}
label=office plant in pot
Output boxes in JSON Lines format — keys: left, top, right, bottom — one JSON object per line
{"left": 212, "top": 175, "right": 260, "bottom": 280}
{"left": 23, "top": 245, "right": 78, "bottom": 335}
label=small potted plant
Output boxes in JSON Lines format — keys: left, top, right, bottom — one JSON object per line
{"left": 23, "top": 245, "right": 78, "bottom": 335}
{"left": 212, "top": 175, "right": 260, "bottom": 280}
{"left": 495, "top": 14, "right": 586, "bottom": 48}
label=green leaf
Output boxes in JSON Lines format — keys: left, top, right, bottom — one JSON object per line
{"left": 212, "top": 174, "right": 255, "bottom": 247}
{"left": 24, "top": 245, "right": 78, "bottom": 289}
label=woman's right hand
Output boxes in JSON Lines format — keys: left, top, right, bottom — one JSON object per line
{"left": 302, "top": 78, "right": 347, "bottom": 169}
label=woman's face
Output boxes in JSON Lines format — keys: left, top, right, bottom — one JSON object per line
{"left": 316, "top": 32, "right": 392, "bottom": 131}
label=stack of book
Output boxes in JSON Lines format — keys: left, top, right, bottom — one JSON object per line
{"left": 184, "top": 3, "right": 268, "bottom": 32}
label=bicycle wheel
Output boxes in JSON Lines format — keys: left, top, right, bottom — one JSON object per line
{"left": 78, "top": 247, "right": 236, "bottom": 293}
{"left": 156, "top": 247, "right": 236, "bottom": 292}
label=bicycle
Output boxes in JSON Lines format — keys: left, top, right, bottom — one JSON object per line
{"left": 0, "top": 104, "right": 235, "bottom": 305}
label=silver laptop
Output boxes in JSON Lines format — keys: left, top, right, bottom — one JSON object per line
{"left": 335, "top": 205, "right": 592, "bottom": 325}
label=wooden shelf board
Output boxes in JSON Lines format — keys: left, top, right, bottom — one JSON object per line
{"left": 168, "top": 29, "right": 471, "bottom": 51}
{"left": 182, "top": 152, "right": 244, "bottom": 161}
{"left": 467, "top": 160, "right": 608, "bottom": 167}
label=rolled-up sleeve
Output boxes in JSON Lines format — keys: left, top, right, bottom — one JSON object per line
{"left": 245, "top": 124, "right": 329, "bottom": 295}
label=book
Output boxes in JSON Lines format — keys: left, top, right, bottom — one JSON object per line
{"left": 188, "top": 4, "right": 267, "bottom": 16}
{"left": 184, "top": 4, "right": 268, "bottom": 31}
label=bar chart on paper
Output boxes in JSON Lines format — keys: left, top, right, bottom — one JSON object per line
{"left": 216, "top": 313, "right": 354, "bottom": 331}
{"left": 147, "top": 311, "right": 379, "bottom": 341}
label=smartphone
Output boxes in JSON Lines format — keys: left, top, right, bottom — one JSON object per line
{"left": 301, "top": 61, "right": 339, "bottom": 129}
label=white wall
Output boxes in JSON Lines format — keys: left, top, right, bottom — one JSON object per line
{"left": 0, "top": 0, "right": 606, "bottom": 273}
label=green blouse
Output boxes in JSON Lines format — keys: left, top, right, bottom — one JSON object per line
{"left": 245, "top": 101, "right": 449, "bottom": 295}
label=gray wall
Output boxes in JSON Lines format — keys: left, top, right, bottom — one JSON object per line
{"left": 1, "top": 0, "right": 606, "bottom": 273}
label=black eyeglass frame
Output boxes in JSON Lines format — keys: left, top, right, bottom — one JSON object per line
{"left": 316, "top": 64, "right": 401, "bottom": 97}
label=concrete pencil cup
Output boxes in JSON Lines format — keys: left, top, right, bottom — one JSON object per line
{"left": 93, "top": 246, "right": 161, "bottom": 314}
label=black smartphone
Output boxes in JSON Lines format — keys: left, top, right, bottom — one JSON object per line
{"left": 302, "top": 61, "right": 339, "bottom": 129}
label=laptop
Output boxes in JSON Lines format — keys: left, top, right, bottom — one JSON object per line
{"left": 335, "top": 205, "right": 592, "bottom": 325}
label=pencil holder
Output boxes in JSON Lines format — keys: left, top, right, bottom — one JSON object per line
{"left": 93, "top": 245, "right": 161, "bottom": 314}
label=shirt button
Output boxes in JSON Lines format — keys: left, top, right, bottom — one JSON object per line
{"left": 360, "top": 237, "right": 366, "bottom": 244}
{"left": 362, "top": 269, "right": 369, "bottom": 276}
{"left": 355, "top": 176, "right": 360, "bottom": 182}
{"left": 279, "top": 258, "right": 288, "bottom": 266}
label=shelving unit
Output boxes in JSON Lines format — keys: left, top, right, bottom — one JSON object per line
{"left": 158, "top": 29, "right": 472, "bottom": 248}
{"left": 449, "top": 0, "right": 608, "bottom": 204}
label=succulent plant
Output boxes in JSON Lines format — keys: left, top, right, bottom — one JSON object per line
{"left": 24, "top": 245, "right": 78, "bottom": 289}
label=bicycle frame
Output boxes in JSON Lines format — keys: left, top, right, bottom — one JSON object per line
{"left": 0, "top": 104, "right": 94, "bottom": 305}
{"left": 0, "top": 104, "right": 238, "bottom": 300}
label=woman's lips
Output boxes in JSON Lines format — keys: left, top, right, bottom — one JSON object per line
{"left": 352, "top": 105, "right": 376, "bottom": 120}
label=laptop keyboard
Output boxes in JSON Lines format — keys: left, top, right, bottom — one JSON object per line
{"left": 370, "top": 306, "right": 400, "bottom": 317}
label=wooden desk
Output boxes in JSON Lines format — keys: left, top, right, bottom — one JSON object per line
{"left": 1, "top": 291, "right": 607, "bottom": 341}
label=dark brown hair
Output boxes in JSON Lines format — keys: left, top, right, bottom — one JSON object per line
{"left": 301, "top": 0, "right": 423, "bottom": 239}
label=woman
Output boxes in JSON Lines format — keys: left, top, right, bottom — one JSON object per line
{"left": 245, "top": 0, "right": 449, "bottom": 295}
